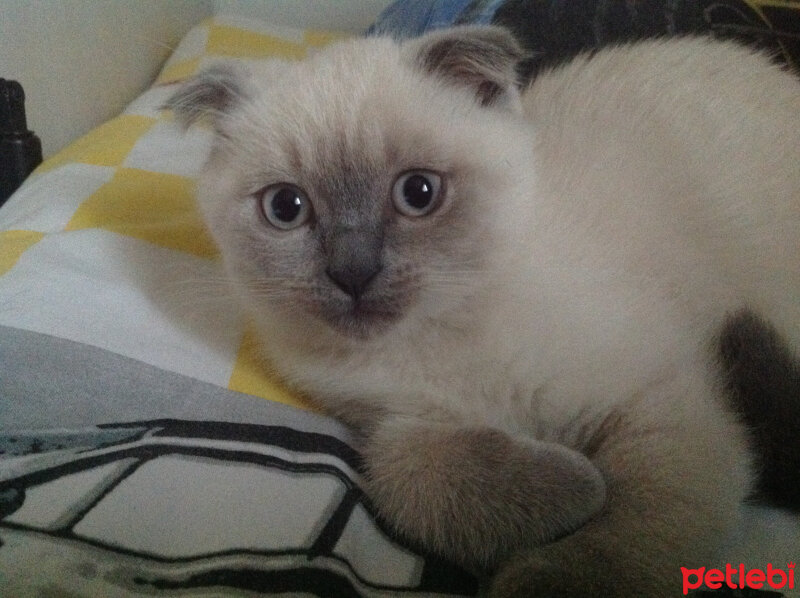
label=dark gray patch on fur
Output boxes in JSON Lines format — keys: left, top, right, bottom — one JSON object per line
{"left": 324, "top": 226, "right": 384, "bottom": 300}
{"left": 164, "top": 64, "right": 247, "bottom": 129}
{"left": 307, "top": 141, "right": 390, "bottom": 303}
{"left": 412, "top": 26, "right": 526, "bottom": 106}
{"left": 719, "top": 309, "right": 800, "bottom": 511}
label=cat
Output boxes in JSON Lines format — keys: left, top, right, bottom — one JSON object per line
{"left": 167, "top": 26, "right": 800, "bottom": 597}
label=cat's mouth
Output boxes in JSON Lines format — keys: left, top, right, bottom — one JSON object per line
{"left": 320, "top": 296, "right": 404, "bottom": 338}
{"left": 287, "top": 274, "right": 416, "bottom": 339}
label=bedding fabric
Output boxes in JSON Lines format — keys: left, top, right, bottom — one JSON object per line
{"left": 0, "top": 328, "right": 475, "bottom": 597}
{"left": 0, "top": 15, "right": 477, "bottom": 597}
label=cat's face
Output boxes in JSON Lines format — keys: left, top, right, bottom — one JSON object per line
{"left": 170, "top": 27, "right": 532, "bottom": 341}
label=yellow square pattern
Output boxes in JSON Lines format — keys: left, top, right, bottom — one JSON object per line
{"left": 207, "top": 23, "right": 308, "bottom": 59}
{"left": 155, "top": 20, "right": 350, "bottom": 85}
{"left": 229, "top": 325, "right": 314, "bottom": 411}
{"left": 66, "top": 168, "right": 217, "bottom": 258}
{"left": 35, "top": 115, "right": 157, "bottom": 174}
{"left": 303, "top": 30, "right": 349, "bottom": 48}
{"left": 157, "top": 57, "right": 203, "bottom": 85}
{"left": 0, "top": 230, "right": 45, "bottom": 275}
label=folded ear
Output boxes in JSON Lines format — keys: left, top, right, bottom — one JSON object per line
{"left": 408, "top": 26, "right": 526, "bottom": 108}
{"left": 164, "top": 63, "right": 248, "bottom": 130}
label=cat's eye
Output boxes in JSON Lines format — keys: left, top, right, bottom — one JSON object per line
{"left": 392, "top": 170, "right": 443, "bottom": 217}
{"left": 258, "top": 184, "right": 312, "bottom": 230}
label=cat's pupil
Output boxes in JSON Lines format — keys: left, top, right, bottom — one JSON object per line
{"left": 403, "top": 175, "right": 434, "bottom": 209}
{"left": 271, "top": 188, "right": 303, "bottom": 222}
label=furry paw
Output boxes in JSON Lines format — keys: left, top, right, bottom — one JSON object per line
{"left": 361, "top": 421, "right": 606, "bottom": 571}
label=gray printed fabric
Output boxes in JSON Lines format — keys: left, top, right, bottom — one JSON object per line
{"left": 0, "top": 325, "right": 478, "bottom": 597}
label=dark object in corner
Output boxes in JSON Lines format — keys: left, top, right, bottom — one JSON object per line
{"left": 491, "top": 0, "right": 800, "bottom": 80}
{"left": 720, "top": 310, "right": 800, "bottom": 512}
{"left": 1, "top": 78, "right": 43, "bottom": 206}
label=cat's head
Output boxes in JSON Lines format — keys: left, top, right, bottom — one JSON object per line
{"left": 168, "top": 26, "right": 533, "bottom": 343}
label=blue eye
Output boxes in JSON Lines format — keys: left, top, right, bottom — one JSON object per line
{"left": 392, "top": 170, "right": 443, "bottom": 217}
{"left": 259, "top": 184, "right": 312, "bottom": 230}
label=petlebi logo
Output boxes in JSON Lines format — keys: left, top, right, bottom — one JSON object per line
{"left": 681, "top": 563, "right": 796, "bottom": 595}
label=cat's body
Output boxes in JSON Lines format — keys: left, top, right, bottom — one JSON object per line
{"left": 170, "top": 28, "right": 800, "bottom": 597}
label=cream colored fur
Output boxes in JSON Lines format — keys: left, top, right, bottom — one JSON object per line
{"left": 175, "top": 29, "right": 800, "bottom": 596}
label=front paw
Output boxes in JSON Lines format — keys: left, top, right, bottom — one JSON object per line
{"left": 361, "top": 421, "right": 605, "bottom": 571}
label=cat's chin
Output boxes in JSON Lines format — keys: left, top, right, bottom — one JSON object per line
{"left": 321, "top": 301, "right": 403, "bottom": 340}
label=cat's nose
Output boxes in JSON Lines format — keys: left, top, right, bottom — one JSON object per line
{"left": 325, "top": 227, "right": 383, "bottom": 301}
{"left": 326, "top": 262, "right": 381, "bottom": 300}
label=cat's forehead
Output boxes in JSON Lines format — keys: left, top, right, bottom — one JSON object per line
{"left": 249, "top": 40, "right": 398, "bottom": 123}
{"left": 228, "top": 38, "right": 462, "bottom": 174}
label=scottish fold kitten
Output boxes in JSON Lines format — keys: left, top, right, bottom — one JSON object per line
{"left": 168, "top": 26, "right": 800, "bottom": 596}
